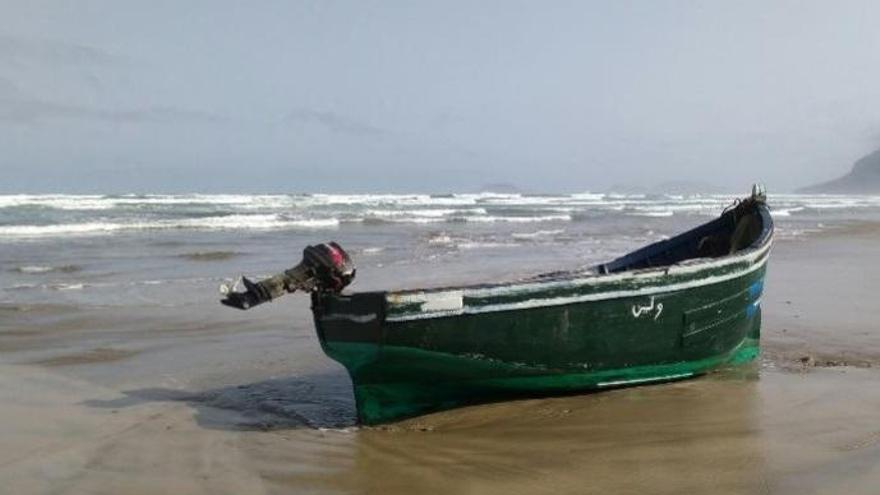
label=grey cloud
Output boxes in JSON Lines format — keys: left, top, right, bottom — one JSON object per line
{"left": 428, "top": 111, "right": 466, "bottom": 131}
{"left": 0, "top": 76, "right": 21, "bottom": 98}
{"left": 860, "top": 126, "right": 880, "bottom": 147}
{"left": 0, "top": 97, "right": 222, "bottom": 125}
{"left": 0, "top": 34, "right": 122, "bottom": 67}
{"left": 286, "top": 107, "right": 387, "bottom": 137}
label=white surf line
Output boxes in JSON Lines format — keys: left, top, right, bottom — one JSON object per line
{"left": 385, "top": 250, "right": 770, "bottom": 322}
{"left": 597, "top": 372, "right": 694, "bottom": 388}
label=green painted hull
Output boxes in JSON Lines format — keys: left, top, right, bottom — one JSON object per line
{"left": 312, "top": 204, "right": 772, "bottom": 424}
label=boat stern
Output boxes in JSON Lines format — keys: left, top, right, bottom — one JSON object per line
{"left": 311, "top": 291, "right": 386, "bottom": 381}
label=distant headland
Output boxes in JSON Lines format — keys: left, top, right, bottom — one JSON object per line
{"left": 798, "top": 148, "right": 880, "bottom": 194}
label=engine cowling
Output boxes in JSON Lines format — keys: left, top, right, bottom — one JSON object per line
{"left": 220, "top": 242, "right": 355, "bottom": 310}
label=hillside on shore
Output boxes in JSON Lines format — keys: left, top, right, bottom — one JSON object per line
{"left": 798, "top": 148, "right": 880, "bottom": 194}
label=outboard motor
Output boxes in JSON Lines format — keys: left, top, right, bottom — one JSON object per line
{"left": 220, "top": 242, "right": 355, "bottom": 310}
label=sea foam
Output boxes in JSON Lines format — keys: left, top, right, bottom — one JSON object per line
{"left": 2, "top": 192, "right": 880, "bottom": 240}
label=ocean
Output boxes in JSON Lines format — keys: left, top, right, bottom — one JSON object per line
{"left": 3, "top": 192, "right": 880, "bottom": 310}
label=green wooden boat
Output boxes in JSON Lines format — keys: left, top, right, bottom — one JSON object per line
{"left": 222, "top": 186, "right": 773, "bottom": 425}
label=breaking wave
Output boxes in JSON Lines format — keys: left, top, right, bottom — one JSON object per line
{"left": 13, "top": 264, "right": 82, "bottom": 274}
{"left": 511, "top": 229, "right": 566, "bottom": 239}
{"left": 0, "top": 214, "right": 340, "bottom": 238}
{"left": 2, "top": 192, "right": 880, "bottom": 240}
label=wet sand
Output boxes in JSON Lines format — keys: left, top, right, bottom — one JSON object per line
{"left": 2, "top": 227, "right": 880, "bottom": 494}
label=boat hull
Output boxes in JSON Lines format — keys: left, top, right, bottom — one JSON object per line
{"left": 313, "top": 250, "right": 768, "bottom": 424}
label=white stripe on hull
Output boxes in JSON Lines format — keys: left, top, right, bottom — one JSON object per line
{"left": 385, "top": 241, "right": 772, "bottom": 322}
{"left": 320, "top": 313, "right": 378, "bottom": 323}
{"left": 597, "top": 372, "right": 694, "bottom": 388}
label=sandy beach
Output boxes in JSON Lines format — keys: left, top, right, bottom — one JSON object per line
{"left": 1, "top": 224, "right": 879, "bottom": 494}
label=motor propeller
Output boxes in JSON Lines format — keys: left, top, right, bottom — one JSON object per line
{"left": 219, "top": 242, "right": 355, "bottom": 310}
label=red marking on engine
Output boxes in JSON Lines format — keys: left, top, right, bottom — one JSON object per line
{"left": 327, "top": 245, "right": 344, "bottom": 266}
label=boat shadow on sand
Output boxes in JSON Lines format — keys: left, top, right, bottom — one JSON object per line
{"left": 82, "top": 372, "right": 359, "bottom": 431}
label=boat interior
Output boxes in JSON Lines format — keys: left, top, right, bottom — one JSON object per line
{"left": 596, "top": 199, "right": 772, "bottom": 275}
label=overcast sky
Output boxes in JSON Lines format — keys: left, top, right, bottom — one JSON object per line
{"left": 2, "top": 0, "right": 880, "bottom": 193}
